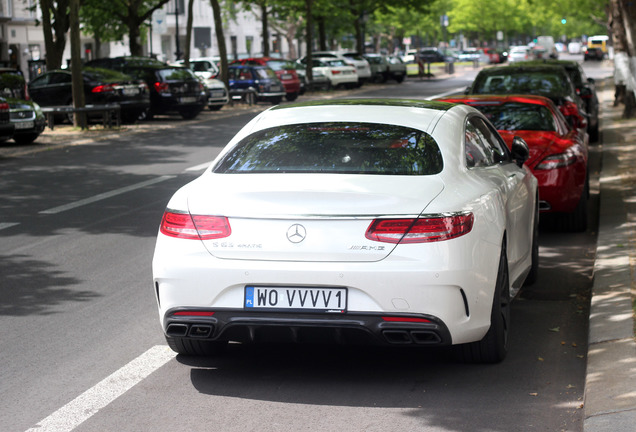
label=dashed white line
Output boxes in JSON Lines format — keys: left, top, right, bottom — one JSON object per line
{"left": 0, "top": 222, "right": 20, "bottom": 231}
{"left": 25, "top": 345, "right": 175, "bottom": 432}
{"left": 39, "top": 175, "right": 175, "bottom": 215}
{"left": 428, "top": 86, "right": 469, "bottom": 100}
{"left": 185, "top": 161, "right": 212, "bottom": 172}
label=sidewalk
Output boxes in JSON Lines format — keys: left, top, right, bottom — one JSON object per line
{"left": 584, "top": 81, "right": 636, "bottom": 431}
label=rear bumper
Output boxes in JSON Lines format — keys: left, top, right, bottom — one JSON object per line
{"left": 163, "top": 308, "right": 453, "bottom": 347}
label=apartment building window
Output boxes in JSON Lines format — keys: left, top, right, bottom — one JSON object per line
{"left": 167, "top": 0, "right": 185, "bottom": 14}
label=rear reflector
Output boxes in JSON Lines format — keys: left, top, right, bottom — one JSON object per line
{"left": 382, "top": 316, "right": 431, "bottom": 323}
{"left": 160, "top": 211, "right": 231, "bottom": 240}
{"left": 172, "top": 311, "right": 215, "bottom": 317}
{"left": 365, "top": 213, "right": 474, "bottom": 243}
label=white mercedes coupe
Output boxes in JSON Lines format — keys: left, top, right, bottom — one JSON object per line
{"left": 152, "top": 99, "right": 538, "bottom": 363}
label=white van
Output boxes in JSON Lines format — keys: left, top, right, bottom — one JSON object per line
{"left": 536, "top": 36, "right": 558, "bottom": 59}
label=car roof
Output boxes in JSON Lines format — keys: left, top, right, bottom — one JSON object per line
{"left": 273, "top": 98, "right": 453, "bottom": 111}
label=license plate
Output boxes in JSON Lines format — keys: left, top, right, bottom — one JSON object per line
{"left": 122, "top": 87, "right": 138, "bottom": 96}
{"left": 270, "top": 85, "right": 282, "bottom": 91}
{"left": 180, "top": 96, "right": 197, "bottom": 103}
{"left": 281, "top": 74, "right": 292, "bottom": 80}
{"left": 209, "top": 90, "right": 224, "bottom": 97}
{"left": 14, "top": 121, "right": 34, "bottom": 129}
{"left": 244, "top": 286, "right": 347, "bottom": 312}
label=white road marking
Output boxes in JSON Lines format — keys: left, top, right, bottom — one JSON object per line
{"left": 0, "top": 222, "right": 19, "bottom": 231}
{"left": 185, "top": 161, "right": 212, "bottom": 172}
{"left": 25, "top": 345, "right": 175, "bottom": 432}
{"left": 428, "top": 86, "right": 469, "bottom": 100}
{"left": 39, "top": 175, "right": 175, "bottom": 215}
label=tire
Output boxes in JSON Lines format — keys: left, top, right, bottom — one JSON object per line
{"left": 285, "top": 92, "right": 299, "bottom": 102}
{"left": 269, "top": 96, "right": 283, "bottom": 105}
{"left": 524, "top": 203, "right": 540, "bottom": 286}
{"left": 179, "top": 107, "right": 202, "bottom": 120}
{"left": 13, "top": 133, "right": 40, "bottom": 145}
{"left": 556, "top": 180, "right": 588, "bottom": 232}
{"left": 166, "top": 336, "right": 227, "bottom": 356}
{"left": 395, "top": 75, "right": 405, "bottom": 83}
{"left": 589, "top": 122, "right": 600, "bottom": 143}
{"left": 458, "top": 245, "right": 510, "bottom": 363}
{"left": 208, "top": 105, "right": 223, "bottom": 111}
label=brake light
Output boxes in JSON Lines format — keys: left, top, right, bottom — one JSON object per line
{"left": 92, "top": 84, "right": 116, "bottom": 93}
{"left": 0, "top": 102, "right": 8, "bottom": 110}
{"left": 160, "top": 211, "right": 231, "bottom": 240}
{"left": 535, "top": 150, "right": 577, "bottom": 169}
{"left": 331, "top": 70, "right": 341, "bottom": 75}
{"left": 365, "top": 213, "right": 474, "bottom": 244}
{"left": 154, "top": 82, "right": 170, "bottom": 94}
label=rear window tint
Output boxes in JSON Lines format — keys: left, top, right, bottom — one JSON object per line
{"left": 157, "top": 68, "right": 197, "bottom": 81}
{"left": 213, "top": 122, "right": 443, "bottom": 175}
{"left": 473, "top": 71, "right": 569, "bottom": 95}
{"left": 471, "top": 102, "right": 556, "bottom": 131}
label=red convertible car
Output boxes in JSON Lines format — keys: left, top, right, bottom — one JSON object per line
{"left": 436, "top": 94, "right": 588, "bottom": 231}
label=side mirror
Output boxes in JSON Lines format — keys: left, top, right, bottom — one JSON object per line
{"left": 511, "top": 136, "right": 530, "bottom": 167}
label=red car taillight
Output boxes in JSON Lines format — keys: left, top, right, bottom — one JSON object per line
{"left": 0, "top": 102, "right": 8, "bottom": 111}
{"left": 365, "top": 213, "right": 474, "bottom": 244}
{"left": 154, "top": 82, "right": 171, "bottom": 94}
{"left": 92, "top": 84, "right": 116, "bottom": 93}
{"left": 331, "top": 70, "right": 341, "bottom": 75}
{"left": 160, "top": 211, "right": 231, "bottom": 240}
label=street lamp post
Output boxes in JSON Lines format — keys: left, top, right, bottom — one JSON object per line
{"left": 174, "top": 3, "right": 182, "bottom": 60}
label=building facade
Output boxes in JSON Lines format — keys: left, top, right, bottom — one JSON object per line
{"left": 0, "top": 0, "right": 297, "bottom": 81}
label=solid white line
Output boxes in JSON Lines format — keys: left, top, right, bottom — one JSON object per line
{"left": 39, "top": 175, "right": 175, "bottom": 214}
{"left": 427, "top": 86, "right": 469, "bottom": 100}
{"left": 185, "top": 161, "right": 212, "bottom": 172}
{"left": 25, "top": 345, "right": 175, "bottom": 432}
{"left": 0, "top": 222, "right": 19, "bottom": 231}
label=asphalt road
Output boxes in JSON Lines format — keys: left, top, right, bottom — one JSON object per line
{"left": 0, "top": 56, "right": 612, "bottom": 432}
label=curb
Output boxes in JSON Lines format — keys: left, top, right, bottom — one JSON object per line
{"left": 584, "top": 82, "right": 636, "bottom": 431}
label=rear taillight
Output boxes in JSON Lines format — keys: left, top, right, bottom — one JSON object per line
{"left": 92, "top": 84, "right": 116, "bottom": 93}
{"left": 331, "top": 70, "right": 341, "bottom": 75}
{"left": 154, "top": 82, "right": 170, "bottom": 94}
{"left": 536, "top": 150, "right": 577, "bottom": 170}
{"left": 365, "top": 213, "right": 474, "bottom": 244}
{"left": 160, "top": 211, "right": 231, "bottom": 240}
{"left": 0, "top": 102, "right": 8, "bottom": 110}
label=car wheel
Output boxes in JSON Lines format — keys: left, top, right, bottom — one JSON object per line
{"left": 270, "top": 96, "right": 283, "bottom": 105}
{"left": 209, "top": 105, "right": 223, "bottom": 111}
{"left": 166, "top": 336, "right": 228, "bottom": 356}
{"left": 244, "top": 91, "right": 257, "bottom": 105}
{"left": 13, "top": 133, "right": 40, "bottom": 145}
{"left": 589, "top": 122, "right": 600, "bottom": 143}
{"left": 557, "top": 180, "right": 588, "bottom": 232}
{"left": 285, "top": 92, "right": 299, "bottom": 102}
{"left": 138, "top": 109, "right": 153, "bottom": 121}
{"left": 180, "top": 107, "right": 202, "bottom": 120}
{"left": 395, "top": 75, "right": 405, "bottom": 83}
{"left": 524, "top": 203, "right": 540, "bottom": 286}
{"left": 458, "top": 245, "right": 510, "bottom": 363}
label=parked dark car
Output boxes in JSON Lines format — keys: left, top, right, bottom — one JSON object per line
{"left": 28, "top": 67, "right": 150, "bottom": 124}
{"left": 466, "top": 64, "right": 588, "bottom": 141}
{"left": 522, "top": 59, "right": 600, "bottom": 141}
{"left": 0, "top": 68, "right": 46, "bottom": 144}
{"left": 0, "top": 97, "right": 15, "bottom": 142}
{"left": 84, "top": 57, "right": 207, "bottom": 120}
{"left": 227, "top": 65, "right": 286, "bottom": 105}
{"left": 584, "top": 46, "right": 604, "bottom": 61}
{"left": 363, "top": 53, "right": 406, "bottom": 83}
{"left": 230, "top": 58, "right": 302, "bottom": 101}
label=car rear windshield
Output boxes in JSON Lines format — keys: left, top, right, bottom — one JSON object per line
{"left": 213, "top": 122, "right": 443, "bottom": 175}
{"left": 473, "top": 71, "right": 569, "bottom": 95}
{"left": 157, "top": 68, "right": 197, "bottom": 81}
{"left": 471, "top": 102, "right": 556, "bottom": 131}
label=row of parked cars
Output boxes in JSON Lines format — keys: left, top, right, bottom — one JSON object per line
{"left": 439, "top": 58, "right": 600, "bottom": 232}
{"left": 0, "top": 51, "right": 410, "bottom": 146}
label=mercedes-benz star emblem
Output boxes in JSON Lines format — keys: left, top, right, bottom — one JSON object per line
{"left": 286, "top": 224, "right": 306, "bottom": 243}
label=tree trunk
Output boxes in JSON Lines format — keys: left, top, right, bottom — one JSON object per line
{"left": 261, "top": 2, "right": 270, "bottom": 57}
{"left": 305, "top": 0, "right": 313, "bottom": 83}
{"left": 128, "top": 20, "right": 143, "bottom": 56}
{"left": 184, "top": 0, "right": 194, "bottom": 66}
{"left": 210, "top": 0, "right": 229, "bottom": 88}
{"left": 611, "top": 0, "right": 636, "bottom": 117}
{"left": 40, "top": 0, "right": 70, "bottom": 69}
{"left": 70, "top": 0, "right": 86, "bottom": 128}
